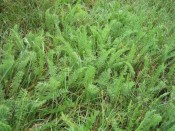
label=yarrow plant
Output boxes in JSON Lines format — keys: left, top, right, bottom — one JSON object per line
{"left": 0, "top": 0, "right": 175, "bottom": 130}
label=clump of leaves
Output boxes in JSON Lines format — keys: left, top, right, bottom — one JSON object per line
{"left": 0, "top": 0, "right": 175, "bottom": 130}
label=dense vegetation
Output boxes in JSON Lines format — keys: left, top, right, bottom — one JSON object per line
{"left": 0, "top": 0, "right": 175, "bottom": 130}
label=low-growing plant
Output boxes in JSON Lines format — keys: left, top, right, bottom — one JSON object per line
{"left": 0, "top": 0, "right": 175, "bottom": 130}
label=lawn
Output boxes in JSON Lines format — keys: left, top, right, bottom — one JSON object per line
{"left": 0, "top": 0, "right": 175, "bottom": 130}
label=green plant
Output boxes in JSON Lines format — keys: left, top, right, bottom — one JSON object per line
{"left": 0, "top": 0, "right": 175, "bottom": 130}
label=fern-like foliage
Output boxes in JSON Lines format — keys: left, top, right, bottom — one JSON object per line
{"left": 0, "top": 121, "right": 11, "bottom": 131}
{"left": 84, "top": 66, "right": 96, "bottom": 85}
{"left": 136, "top": 110, "right": 162, "bottom": 131}
{"left": 0, "top": 0, "right": 174, "bottom": 130}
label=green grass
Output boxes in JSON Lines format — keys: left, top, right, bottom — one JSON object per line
{"left": 0, "top": 0, "right": 175, "bottom": 130}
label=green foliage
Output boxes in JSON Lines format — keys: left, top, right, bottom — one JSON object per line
{"left": 0, "top": 0, "right": 175, "bottom": 130}
{"left": 84, "top": 66, "right": 96, "bottom": 85}
{"left": 0, "top": 105, "right": 11, "bottom": 130}
{"left": 136, "top": 110, "right": 162, "bottom": 131}
{"left": 0, "top": 121, "right": 11, "bottom": 131}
